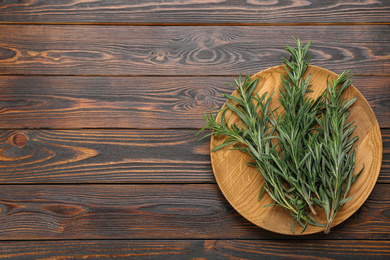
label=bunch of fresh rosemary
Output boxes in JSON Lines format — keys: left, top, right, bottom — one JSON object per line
{"left": 198, "top": 38, "right": 363, "bottom": 234}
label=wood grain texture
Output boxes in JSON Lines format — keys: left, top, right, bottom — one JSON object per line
{"left": 0, "top": 76, "right": 388, "bottom": 128}
{"left": 0, "top": 0, "right": 389, "bottom": 24}
{"left": 0, "top": 129, "right": 213, "bottom": 183}
{"left": 0, "top": 0, "right": 387, "bottom": 256}
{"left": 0, "top": 25, "right": 389, "bottom": 76}
{"left": 0, "top": 128, "right": 389, "bottom": 184}
{"left": 0, "top": 240, "right": 389, "bottom": 259}
{"left": 383, "top": 129, "right": 390, "bottom": 183}
{"left": 0, "top": 184, "right": 388, "bottom": 240}
{"left": 0, "top": 76, "right": 227, "bottom": 129}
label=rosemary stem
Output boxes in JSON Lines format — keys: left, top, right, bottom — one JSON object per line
{"left": 325, "top": 203, "right": 335, "bottom": 234}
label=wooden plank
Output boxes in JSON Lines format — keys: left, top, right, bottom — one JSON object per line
{"left": 0, "top": 0, "right": 389, "bottom": 24}
{"left": 0, "top": 184, "right": 388, "bottom": 240}
{"left": 382, "top": 129, "right": 390, "bottom": 184}
{"left": 0, "top": 129, "right": 213, "bottom": 183}
{"left": 0, "top": 25, "right": 388, "bottom": 76}
{"left": 0, "top": 76, "right": 229, "bottom": 129}
{"left": 358, "top": 77, "right": 390, "bottom": 128}
{"left": 0, "top": 76, "right": 388, "bottom": 129}
{"left": 0, "top": 128, "right": 388, "bottom": 184}
{"left": 0, "top": 240, "right": 389, "bottom": 259}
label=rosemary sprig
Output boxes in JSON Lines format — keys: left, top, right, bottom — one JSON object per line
{"left": 198, "top": 38, "right": 362, "bottom": 234}
{"left": 197, "top": 74, "right": 319, "bottom": 232}
{"left": 273, "top": 39, "right": 324, "bottom": 216}
{"left": 313, "top": 71, "right": 364, "bottom": 234}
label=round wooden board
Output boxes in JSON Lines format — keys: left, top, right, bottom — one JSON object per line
{"left": 210, "top": 65, "right": 383, "bottom": 235}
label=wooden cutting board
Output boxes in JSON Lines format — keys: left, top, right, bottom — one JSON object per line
{"left": 210, "top": 65, "right": 382, "bottom": 235}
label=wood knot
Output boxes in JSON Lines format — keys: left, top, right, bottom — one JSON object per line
{"left": 197, "top": 94, "right": 205, "bottom": 101}
{"left": 13, "top": 134, "right": 27, "bottom": 147}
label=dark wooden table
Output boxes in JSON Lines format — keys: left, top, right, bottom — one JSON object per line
{"left": 0, "top": 1, "right": 389, "bottom": 259}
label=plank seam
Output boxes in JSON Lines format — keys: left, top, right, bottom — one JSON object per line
{"left": 1, "top": 74, "right": 390, "bottom": 77}
{"left": 0, "top": 22, "right": 389, "bottom": 26}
